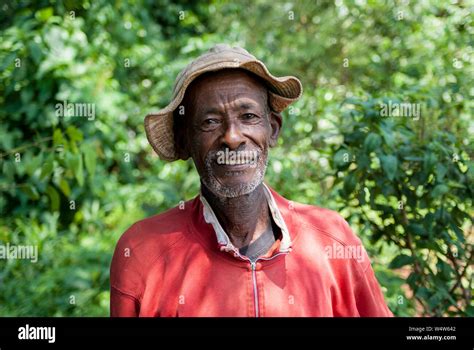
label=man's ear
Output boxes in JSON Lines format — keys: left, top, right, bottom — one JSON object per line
{"left": 268, "top": 110, "right": 282, "bottom": 148}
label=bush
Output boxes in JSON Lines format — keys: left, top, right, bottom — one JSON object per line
{"left": 331, "top": 97, "right": 472, "bottom": 316}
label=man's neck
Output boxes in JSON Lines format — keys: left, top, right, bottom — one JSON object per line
{"left": 201, "top": 183, "right": 271, "bottom": 249}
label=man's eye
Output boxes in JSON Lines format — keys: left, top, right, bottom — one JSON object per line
{"left": 242, "top": 113, "right": 258, "bottom": 120}
{"left": 203, "top": 118, "right": 219, "bottom": 125}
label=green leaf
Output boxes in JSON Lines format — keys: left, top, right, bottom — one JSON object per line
{"left": 66, "top": 126, "right": 83, "bottom": 143}
{"left": 21, "top": 184, "right": 40, "bottom": 200}
{"left": 21, "top": 89, "right": 33, "bottom": 104}
{"left": 334, "top": 149, "right": 351, "bottom": 170}
{"left": 389, "top": 254, "right": 414, "bottom": 269}
{"left": 53, "top": 129, "right": 65, "bottom": 147}
{"left": 82, "top": 144, "right": 97, "bottom": 177}
{"left": 380, "top": 121, "right": 395, "bottom": 147}
{"left": 450, "top": 223, "right": 465, "bottom": 242}
{"left": 435, "top": 163, "right": 447, "bottom": 180}
{"left": 45, "top": 185, "right": 60, "bottom": 211}
{"left": 59, "top": 178, "right": 71, "bottom": 197}
{"left": 364, "top": 132, "right": 382, "bottom": 153}
{"left": 343, "top": 173, "right": 357, "bottom": 194}
{"left": 431, "top": 184, "right": 449, "bottom": 198}
{"left": 406, "top": 272, "right": 420, "bottom": 285}
{"left": 0, "top": 52, "right": 17, "bottom": 71}
{"left": 25, "top": 153, "right": 43, "bottom": 176}
{"left": 28, "top": 42, "right": 43, "bottom": 65}
{"left": 447, "top": 181, "right": 465, "bottom": 189}
{"left": 403, "top": 156, "right": 423, "bottom": 161}
{"left": 379, "top": 155, "right": 398, "bottom": 181}
{"left": 423, "top": 152, "right": 437, "bottom": 173}
{"left": 35, "top": 7, "right": 53, "bottom": 22}
{"left": 407, "top": 223, "right": 426, "bottom": 236}
{"left": 74, "top": 154, "right": 84, "bottom": 187}
{"left": 356, "top": 153, "right": 370, "bottom": 170}
{"left": 2, "top": 161, "right": 15, "bottom": 181}
{"left": 40, "top": 155, "right": 54, "bottom": 180}
{"left": 65, "top": 153, "right": 84, "bottom": 186}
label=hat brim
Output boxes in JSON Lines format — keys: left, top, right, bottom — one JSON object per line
{"left": 145, "top": 59, "right": 303, "bottom": 161}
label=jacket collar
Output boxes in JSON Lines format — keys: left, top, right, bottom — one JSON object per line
{"left": 199, "top": 183, "right": 292, "bottom": 256}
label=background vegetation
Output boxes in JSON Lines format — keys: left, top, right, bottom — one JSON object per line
{"left": 0, "top": 0, "right": 472, "bottom": 316}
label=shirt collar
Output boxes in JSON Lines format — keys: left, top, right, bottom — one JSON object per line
{"left": 199, "top": 183, "right": 292, "bottom": 254}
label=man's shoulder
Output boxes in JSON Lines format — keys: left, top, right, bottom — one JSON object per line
{"left": 115, "top": 200, "right": 195, "bottom": 256}
{"left": 290, "top": 200, "right": 361, "bottom": 247}
{"left": 110, "top": 200, "right": 198, "bottom": 295}
{"left": 269, "top": 188, "right": 360, "bottom": 246}
{"left": 287, "top": 200, "right": 371, "bottom": 270}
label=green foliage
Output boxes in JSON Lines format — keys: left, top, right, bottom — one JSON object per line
{"left": 0, "top": 0, "right": 204, "bottom": 316}
{"left": 0, "top": 0, "right": 472, "bottom": 316}
{"left": 332, "top": 97, "right": 473, "bottom": 316}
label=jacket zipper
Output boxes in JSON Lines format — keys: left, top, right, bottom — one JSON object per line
{"left": 248, "top": 252, "right": 289, "bottom": 318}
{"left": 250, "top": 261, "right": 259, "bottom": 317}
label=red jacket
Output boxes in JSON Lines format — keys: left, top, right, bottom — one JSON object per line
{"left": 110, "top": 187, "right": 393, "bottom": 317}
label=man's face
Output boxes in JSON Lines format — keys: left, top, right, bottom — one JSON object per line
{"left": 183, "top": 70, "right": 281, "bottom": 198}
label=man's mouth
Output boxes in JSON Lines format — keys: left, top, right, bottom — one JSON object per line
{"left": 213, "top": 156, "right": 258, "bottom": 174}
{"left": 213, "top": 149, "right": 259, "bottom": 167}
{"left": 219, "top": 158, "right": 254, "bottom": 165}
{"left": 215, "top": 162, "right": 253, "bottom": 172}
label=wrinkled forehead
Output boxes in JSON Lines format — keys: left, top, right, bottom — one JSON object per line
{"left": 183, "top": 69, "right": 269, "bottom": 110}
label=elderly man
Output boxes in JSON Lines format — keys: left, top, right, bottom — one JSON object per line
{"left": 110, "top": 44, "right": 392, "bottom": 317}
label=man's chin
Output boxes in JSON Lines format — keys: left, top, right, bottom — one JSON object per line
{"left": 203, "top": 176, "right": 261, "bottom": 199}
{"left": 202, "top": 159, "right": 267, "bottom": 198}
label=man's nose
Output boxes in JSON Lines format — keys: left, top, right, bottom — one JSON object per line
{"left": 220, "top": 121, "right": 245, "bottom": 150}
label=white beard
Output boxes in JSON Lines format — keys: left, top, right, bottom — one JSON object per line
{"left": 201, "top": 146, "right": 268, "bottom": 198}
